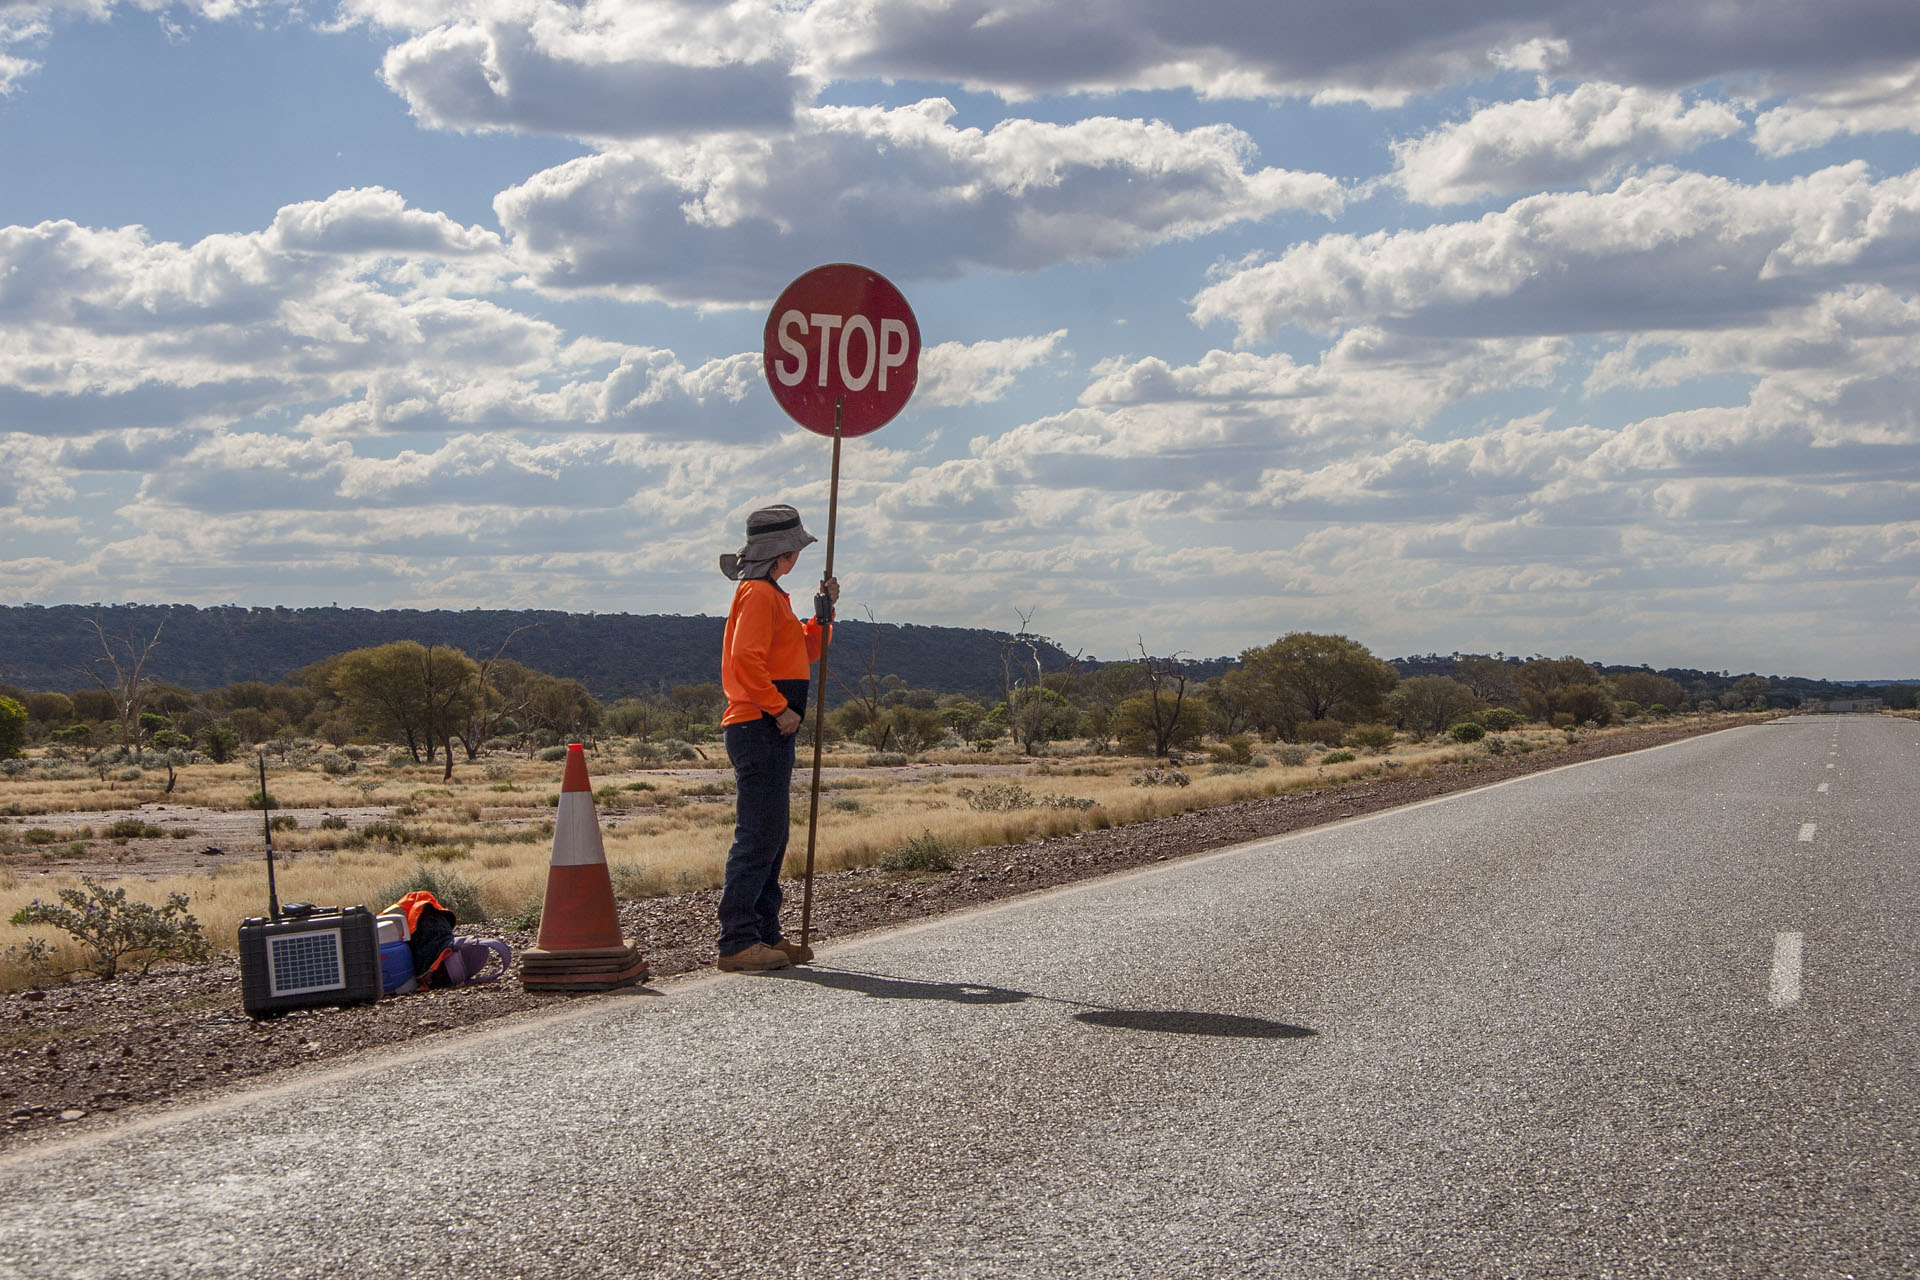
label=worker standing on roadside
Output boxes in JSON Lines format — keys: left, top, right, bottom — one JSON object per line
{"left": 715, "top": 504, "right": 839, "bottom": 973}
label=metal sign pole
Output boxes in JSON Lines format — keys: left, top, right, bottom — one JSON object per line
{"left": 799, "top": 398, "right": 843, "bottom": 947}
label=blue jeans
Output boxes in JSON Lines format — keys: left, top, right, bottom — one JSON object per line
{"left": 717, "top": 711, "right": 798, "bottom": 955}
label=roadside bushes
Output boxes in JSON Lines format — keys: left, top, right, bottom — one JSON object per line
{"left": 374, "top": 865, "right": 486, "bottom": 922}
{"left": 8, "top": 876, "right": 210, "bottom": 980}
{"left": 1449, "top": 722, "right": 1487, "bottom": 743}
{"left": 956, "top": 783, "right": 1096, "bottom": 812}
{"left": 1295, "top": 719, "right": 1346, "bottom": 747}
{"left": 1345, "top": 723, "right": 1397, "bottom": 754}
{"left": 883, "top": 830, "right": 958, "bottom": 874}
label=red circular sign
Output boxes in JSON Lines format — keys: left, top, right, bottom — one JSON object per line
{"left": 763, "top": 263, "right": 920, "bottom": 437}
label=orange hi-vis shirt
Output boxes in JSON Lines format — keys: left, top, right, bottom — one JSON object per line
{"left": 720, "top": 578, "right": 827, "bottom": 726}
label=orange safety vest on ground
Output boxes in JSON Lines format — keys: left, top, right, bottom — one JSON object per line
{"left": 721, "top": 579, "right": 826, "bottom": 726}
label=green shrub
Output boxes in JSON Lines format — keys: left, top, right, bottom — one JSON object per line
{"left": 319, "top": 815, "right": 350, "bottom": 830}
{"left": 883, "top": 829, "right": 957, "bottom": 874}
{"left": 1485, "top": 735, "right": 1509, "bottom": 755}
{"left": 318, "top": 751, "right": 353, "bottom": 775}
{"left": 1131, "top": 766, "right": 1191, "bottom": 787}
{"left": 0, "top": 696, "right": 27, "bottom": 760}
{"left": 537, "top": 745, "right": 569, "bottom": 762}
{"left": 8, "top": 876, "right": 210, "bottom": 979}
{"left": 1480, "top": 707, "right": 1524, "bottom": 732}
{"left": 244, "top": 790, "right": 278, "bottom": 811}
{"left": 504, "top": 894, "right": 544, "bottom": 931}
{"left": 1449, "top": 721, "right": 1487, "bottom": 743}
{"left": 1297, "top": 719, "right": 1347, "bottom": 747}
{"left": 1321, "top": 750, "right": 1356, "bottom": 764}
{"left": 374, "top": 865, "right": 487, "bottom": 922}
{"left": 1346, "top": 723, "right": 1397, "bottom": 754}
{"left": 1614, "top": 700, "right": 1643, "bottom": 721}
{"left": 199, "top": 724, "right": 240, "bottom": 764}
{"left": 359, "top": 820, "right": 418, "bottom": 845}
{"left": 415, "top": 843, "right": 472, "bottom": 863}
{"left": 1648, "top": 703, "right": 1672, "bottom": 718}
{"left": 103, "top": 819, "right": 164, "bottom": 839}
{"left": 959, "top": 783, "right": 1035, "bottom": 811}
{"left": 268, "top": 815, "right": 299, "bottom": 831}
{"left": 1277, "top": 745, "right": 1312, "bottom": 767}
{"left": 22, "top": 828, "right": 59, "bottom": 845}
{"left": 867, "top": 752, "right": 910, "bottom": 767}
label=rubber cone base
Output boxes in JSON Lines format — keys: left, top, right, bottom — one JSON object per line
{"left": 519, "top": 941, "right": 648, "bottom": 992}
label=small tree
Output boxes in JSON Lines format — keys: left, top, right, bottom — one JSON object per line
{"left": 1113, "top": 692, "right": 1208, "bottom": 757}
{"left": 1124, "top": 641, "right": 1202, "bottom": 758}
{"left": 1390, "top": 676, "right": 1481, "bottom": 737}
{"left": 200, "top": 722, "right": 240, "bottom": 763}
{"left": 0, "top": 695, "right": 27, "bottom": 759}
{"left": 10, "top": 877, "right": 211, "bottom": 980}
{"left": 1240, "top": 632, "right": 1397, "bottom": 735}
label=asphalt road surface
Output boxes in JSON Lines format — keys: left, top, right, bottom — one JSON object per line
{"left": 1, "top": 716, "right": 1914, "bottom": 1279}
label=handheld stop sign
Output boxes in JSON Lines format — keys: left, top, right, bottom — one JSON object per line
{"left": 763, "top": 263, "right": 919, "bottom": 945}
{"left": 763, "top": 262, "right": 921, "bottom": 437}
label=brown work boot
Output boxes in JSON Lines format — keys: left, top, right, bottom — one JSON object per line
{"left": 717, "top": 942, "right": 790, "bottom": 972}
{"left": 771, "top": 938, "right": 814, "bottom": 965}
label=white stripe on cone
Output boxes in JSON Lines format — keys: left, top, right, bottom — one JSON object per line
{"left": 551, "top": 790, "right": 607, "bottom": 867}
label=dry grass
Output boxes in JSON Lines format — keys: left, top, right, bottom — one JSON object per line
{"left": 0, "top": 720, "right": 1723, "bottom": 990}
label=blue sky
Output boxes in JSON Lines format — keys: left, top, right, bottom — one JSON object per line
{"left": 2, "top": 1, "right": 1918, "bottom": 679}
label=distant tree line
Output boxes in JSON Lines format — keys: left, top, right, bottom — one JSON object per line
{"left": 3, "top": 613, "right": 1910, "bottom": 775}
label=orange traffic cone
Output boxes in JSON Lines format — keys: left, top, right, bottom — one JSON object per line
{"left": 519, "top": 744, "right": 648, "bottom": 991}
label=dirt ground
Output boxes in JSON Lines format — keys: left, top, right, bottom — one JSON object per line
{"left": 0, "top": 721, "right": 1731, "bottom": 1148}
{"left": 0, "top": 806, "right": 401, "bottom": 879}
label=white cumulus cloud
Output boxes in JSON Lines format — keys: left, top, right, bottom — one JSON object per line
{"left": 1393, "top": 83, "right": 1743, "bottom": 205}
{"left": 495, "top": 99, "right": 1343, "bottom": 303}
{"left": 1193, "top": 163, "right": 1920, "bottom": 343}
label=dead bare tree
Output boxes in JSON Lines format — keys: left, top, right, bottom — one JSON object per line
{"left": 78, "top": 617, "right": 165, "bottom": 750}
{"left": 994, "top": 609, "right": 1083, "bottom": 754}
{"left": 1134, "top": 638, "right": 1194, "bottom": 758}
{"left": 829, "top": 606, "right": 898, "bottom": 748}
{"left": 457, "top": 625, "right": 538, "bottom": 760}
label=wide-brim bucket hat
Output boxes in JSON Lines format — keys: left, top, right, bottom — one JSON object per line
{"left": 719, "top": 504, "right": 818, "bottom": 580}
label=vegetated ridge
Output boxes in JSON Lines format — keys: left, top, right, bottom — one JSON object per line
{"left": 0, "top": 603, "right": 1080, "bottom": 702}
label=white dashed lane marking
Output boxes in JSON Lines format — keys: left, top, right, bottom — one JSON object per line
{"left": 1817, "top": 782, "right": 1829, "bottom": 793}
{"left": 1770, "top": 932, "right": 1804, "bottom": 1009}
{"left": 1797, "top": 823, "right": 1818, "bottom": 842}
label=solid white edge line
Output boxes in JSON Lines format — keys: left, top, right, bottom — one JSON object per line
{"left": 1769, "top": 932, "right": 1804, "bottom": 1009}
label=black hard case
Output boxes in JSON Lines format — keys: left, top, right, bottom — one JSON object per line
{"left": 238, "top": 906, "right": 382, "bottom": 1018}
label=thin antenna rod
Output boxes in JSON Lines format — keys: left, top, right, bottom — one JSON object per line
{"left": 260, "top": 754, "right": 281, "bottom": 921}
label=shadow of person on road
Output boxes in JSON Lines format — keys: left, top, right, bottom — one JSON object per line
{"left": 770, "top": 965, "right": 1316, "bottom": 1039}
{"left": 767, "top": 966, "right": 1029, "bottom": 1004}
{"left": 1071, "top": 1009, "right": 1315, "bottom": 1039}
